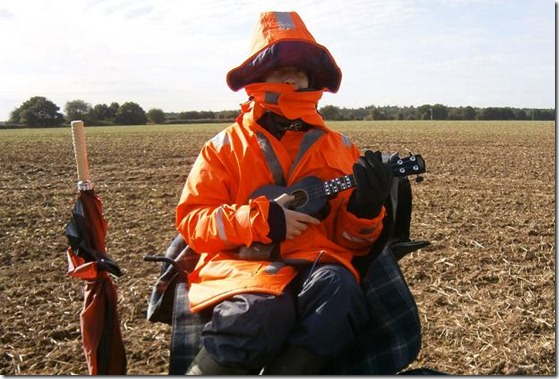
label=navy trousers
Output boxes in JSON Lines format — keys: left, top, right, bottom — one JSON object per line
{"left": 200, "top": 263, "right": 370, "bottom": 370}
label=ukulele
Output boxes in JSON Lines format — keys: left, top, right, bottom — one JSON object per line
{"left": 250, "top": 153, "right": 426, "bottom": 216}
{"left": 238, "top": 153, "right": 426, "bottom": 261}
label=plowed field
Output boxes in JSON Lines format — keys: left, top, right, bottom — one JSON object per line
{"left": 0, "top": 120, "right": 554, "bottom": 375}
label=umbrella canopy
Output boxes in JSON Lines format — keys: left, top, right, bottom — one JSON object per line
{"left": 66, "top": 190, "right": 121, "bottom": 278}
{"left": 65, "top": 120, "right": 126, "bottom": 375}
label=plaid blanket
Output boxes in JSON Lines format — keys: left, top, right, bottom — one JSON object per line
{"left": 323, "top": 242, "right": 421, "bottom": 374}
{"left": 147, "top": 235, "right": 421, "bottom": 374}
{"left": 145, "top": 235, "right": 204, "bottom": 374}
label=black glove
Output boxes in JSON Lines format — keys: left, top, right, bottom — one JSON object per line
{"left": 347, "top": 150, "right": 393, "bottom": 218}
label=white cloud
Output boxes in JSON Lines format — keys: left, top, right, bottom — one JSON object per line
{"left": 0, "top": 0, "right": 554, "bottom": 121}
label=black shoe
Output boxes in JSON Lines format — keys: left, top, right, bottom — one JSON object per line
{"left": 262, "top": 345, "right": 327, "bottom": 375}
{"left": 187, "top": 346, "right": 249, "bottom": 375}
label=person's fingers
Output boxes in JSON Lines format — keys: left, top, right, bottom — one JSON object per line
{"left": 283, "top": 209, "right": 320, "bottom": 239}
{"left": 364, "top": 150, "right": 382, "bottom": 165}
{"left": 297, "top": 213, "right": 320, "bottom": 225}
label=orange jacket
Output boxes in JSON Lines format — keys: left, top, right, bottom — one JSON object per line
{"left": 175, "top": 11, "right": 385, "bottom": 313}
{"left": 176, "top": 100, "right": 385, "bottom": 312}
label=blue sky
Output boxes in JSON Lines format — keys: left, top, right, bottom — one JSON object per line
{"left": 0, "top": 0, "right": 555, "bottom": 121}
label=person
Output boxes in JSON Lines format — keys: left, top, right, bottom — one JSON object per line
{"left": 175, "top": 11, "right": 393, "bottom": 375}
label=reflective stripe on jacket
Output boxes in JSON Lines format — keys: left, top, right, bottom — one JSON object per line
{"left": 176, "top": 101, "right": 385, "bottom": 312}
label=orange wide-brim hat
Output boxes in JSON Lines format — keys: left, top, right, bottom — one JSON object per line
{"left": 227, "top": 11, "right": 342, "bottom": 93}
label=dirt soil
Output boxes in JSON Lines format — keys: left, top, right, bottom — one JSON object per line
{"left": 0, "top": 121, "right": 555, "bottom": 375}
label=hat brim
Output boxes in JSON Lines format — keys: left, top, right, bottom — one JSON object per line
{"left": 227, "top": 40, "right": 342, "bottom": 93}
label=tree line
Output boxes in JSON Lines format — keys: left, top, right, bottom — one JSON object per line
{"left": 320, "top": 104, "right": 555, "bottom": 121}
{"left": 3, "top": 96, "right": 554, "bottom": 128}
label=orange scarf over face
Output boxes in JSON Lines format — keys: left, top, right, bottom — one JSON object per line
{"left": 244, "top": 82, "right": 326, "bottom": 127}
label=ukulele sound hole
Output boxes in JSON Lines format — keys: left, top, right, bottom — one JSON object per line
{"left": 289, "top": 189, "right": 309, "bottom": 209}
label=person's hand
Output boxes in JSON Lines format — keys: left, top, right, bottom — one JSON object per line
{"left": 239, "top": 193, "right": 319, "bottom": 261}
{"left": 275, "top": 194, "right": 320, "bottom": 240}
{"left": 348, "top": 150, "right": 393, "bottom": 218}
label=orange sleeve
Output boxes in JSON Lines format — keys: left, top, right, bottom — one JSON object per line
{"left": 175, "top": 140, "right": 272, "bottom": 254}
{"left": 333, "top": 200, "right": 385, "bottom": 256}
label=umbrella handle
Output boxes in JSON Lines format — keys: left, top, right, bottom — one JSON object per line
{"left": 71, "top": 120, "right": 93, "bottom": 191}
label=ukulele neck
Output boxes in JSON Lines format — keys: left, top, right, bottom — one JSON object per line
{"left": 321, "top": 154, "right": 425, "bottom": 198}
{"left": 323, "top": 174, "right": 357, "bottom": 197}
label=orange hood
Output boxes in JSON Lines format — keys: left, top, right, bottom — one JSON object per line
{"left": 227, "top": 11, "right": 342, "bottom": 93}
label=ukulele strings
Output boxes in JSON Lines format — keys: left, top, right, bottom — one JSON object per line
{"left": 289, "top": 160, "right": 410, "bottom": 199}
{"left": 293, "top": 176, "right": 356, "bottom": 198}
